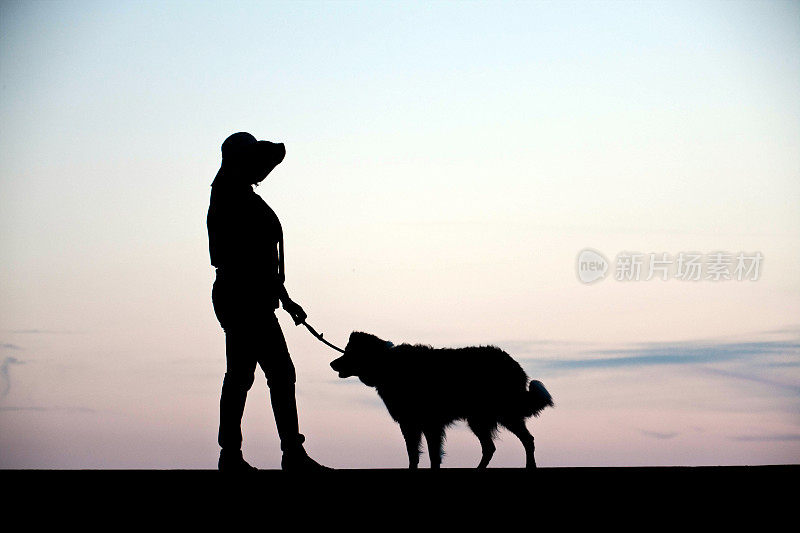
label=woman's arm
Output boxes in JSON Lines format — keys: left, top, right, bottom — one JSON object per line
{"left": 279, "top": 285, "right": 307, "bottom": 325}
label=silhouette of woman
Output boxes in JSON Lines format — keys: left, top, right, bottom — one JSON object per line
{"left": 207, "top": 132, "right": 329, "bottom": 471}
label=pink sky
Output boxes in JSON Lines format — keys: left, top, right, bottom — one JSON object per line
{"left": 1, "top": 1, "right": 798, "bottom": 468}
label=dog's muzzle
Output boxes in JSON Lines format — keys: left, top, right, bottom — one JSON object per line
{"left": 330, "top": 357, "right": 348, "bottom": 378}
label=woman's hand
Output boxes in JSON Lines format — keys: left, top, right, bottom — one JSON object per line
{"left": 283, "top": 299, "right": 307, "bottom": 325}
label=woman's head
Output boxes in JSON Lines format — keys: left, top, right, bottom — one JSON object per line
{"left": 215, "top": 132, "right": 286, "bottom": 186}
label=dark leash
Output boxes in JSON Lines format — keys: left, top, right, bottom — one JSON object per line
{"left": 301, "top": 320, "right": 345, "bottom": 354}
{"left": 279, "top": 244, "right": 344, "bottom": 353}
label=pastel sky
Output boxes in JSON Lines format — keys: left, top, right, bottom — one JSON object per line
{"left": 1, "top": 0, "right": 798, "bottom": 468}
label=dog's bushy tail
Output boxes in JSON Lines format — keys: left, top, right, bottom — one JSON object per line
{"left": 528, "top": 380, "right": 554, "bottom": 417}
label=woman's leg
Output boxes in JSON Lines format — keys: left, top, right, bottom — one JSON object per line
{"left": 258, "top": 314, "right": 303, "bottom": 451}
{"left": 218, "top": 326, "right": 258, "bottom": 452}
{"left": 259, "top": 314, "right": 329, "bottom": 470}
{"left": 213, "top": 277, "right": 259, "bottom": 469}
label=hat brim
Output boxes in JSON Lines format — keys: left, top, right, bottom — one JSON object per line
{"left": 251, "top": 140, "right": 286, "bottom": 167}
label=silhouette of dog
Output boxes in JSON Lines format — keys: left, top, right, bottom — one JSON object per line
{"left": 330, "top": 332, "right": 553, "bottom": 469}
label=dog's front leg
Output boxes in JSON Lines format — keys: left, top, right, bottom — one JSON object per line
{"left": 399, "top": 423, "right": 422, "bottom": 469}
{"left": 423, "top": 428, "right": 443, "bottom": 469}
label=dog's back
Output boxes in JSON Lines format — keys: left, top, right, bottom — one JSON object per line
{"left": 375, "top": 343, "right": 549, "bottom": 427}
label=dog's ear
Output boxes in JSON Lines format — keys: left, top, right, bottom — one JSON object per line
{"left": 347, "top": 331, "right": 368, "bottom": 348}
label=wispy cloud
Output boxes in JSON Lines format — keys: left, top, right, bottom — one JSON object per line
{"left": 0, "top": 406, "right": 95, "bottom": 413}
{"left": 1, "top": 343, "right": 23, "bottom": 350}
{"left": 729, "top": 433, "right": 800, "bottom": 442}
{"left": 1, "top": 356, "right": 24, "bottom": 397}
{"left": 700, "top": 368, "right": 800, "bottom": 394}
{"left": 760, "top": 325, "right": 800, "bottom": 336}
{"left": 518, "top": 329, "right": 800, "bottom": 407}
{"left": 639, "top": 429, "right": 679, "bottom": 440}
{"left": 5, "top": 329, "right": 83, "bottom": 334}
{"left": 529, "top": 339, "right": 800, "bottom": 371}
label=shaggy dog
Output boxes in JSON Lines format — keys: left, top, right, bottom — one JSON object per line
{"left": 330, "top": 332, "right": 554, "bottom": 469}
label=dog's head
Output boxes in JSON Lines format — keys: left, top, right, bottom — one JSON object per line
{"left": 330, "top": 331, "right": 393, "bottom": 386}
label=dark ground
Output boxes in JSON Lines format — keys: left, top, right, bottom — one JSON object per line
{"left": 4, "top": 465, "right": 796, "bottom": 526}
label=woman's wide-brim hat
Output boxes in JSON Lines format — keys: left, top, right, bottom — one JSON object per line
{"left": 221, "top": 132, "right": 285, "bottom": 168}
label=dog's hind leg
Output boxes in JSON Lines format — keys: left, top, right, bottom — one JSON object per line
{"left": 400, "top": 423, "right": 422, "bottom": 469}
{"left": 503, "top": 418, "right": 537, "bottom": 468}
{"left": 423, "top": 427, "right": 444, "bottom": 469}
{"left": 468, "top": 419, "right": 496, "bottom": 469}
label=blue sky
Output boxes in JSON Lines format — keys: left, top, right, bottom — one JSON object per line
{"left": 1, "top": 0, "right": 798, "bottom": 468}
